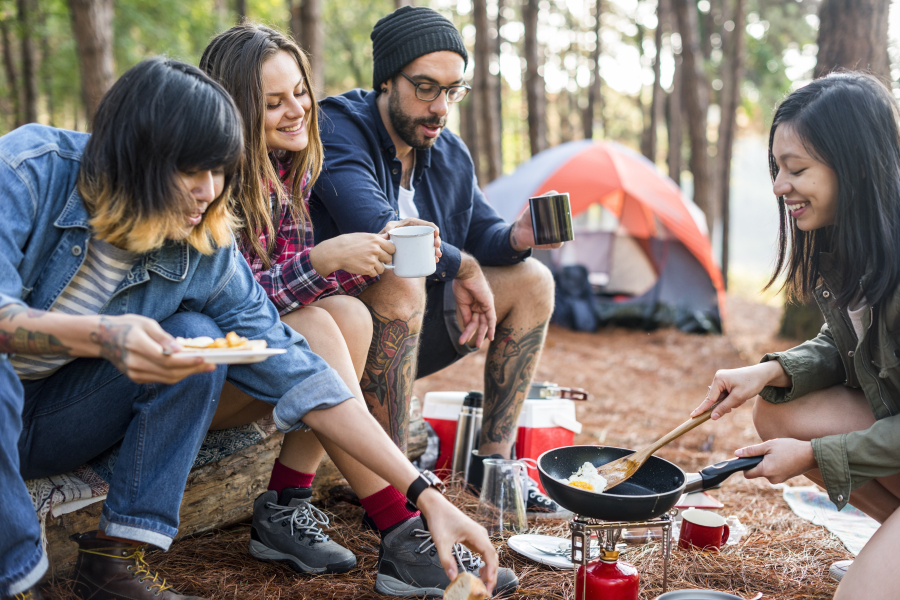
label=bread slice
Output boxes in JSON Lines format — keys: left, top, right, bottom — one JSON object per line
{"left": 444, "top": 572, "right": 488, "bottom": 600}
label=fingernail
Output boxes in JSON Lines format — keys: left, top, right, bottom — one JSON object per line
{"left": 712, "top": 413, "right": 719, "bottom": 419}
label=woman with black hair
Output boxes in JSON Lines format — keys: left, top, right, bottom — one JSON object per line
{"left": 0, "top": 56, "right": 499, "bottom": 600}
{"left": 692, "top": 71, "right": 900, "bottom": 599}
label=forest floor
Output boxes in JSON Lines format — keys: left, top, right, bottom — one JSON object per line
{"left": 45, "top": 294, "right": 852, "bottom": 599}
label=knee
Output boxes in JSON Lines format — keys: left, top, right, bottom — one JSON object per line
{"left": 516, "top": 259, "right": 555, "bottom": 314}
{"left": 329, "top": 296, "right": 374, "bottom": 342}
{"left": 751, "top": 397, "right": 783, "bottom": 441}
{"left": 366, "top": 273, "right": 426, "bottom": 322}
{"left": 159, "top": 312, "right": 224, "bottom": 340}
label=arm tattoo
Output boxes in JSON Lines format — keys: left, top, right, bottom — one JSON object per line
{"left": 0, "top": 328, "right": 72, "bottom": 355}
{"left": 89, "top": 317, "right": 132, "bottom": 373}
{"left": 0, "top": 303, "right": 43, "bottom": 322}
{"left": 482, "top": 320, "right": 548, "bottom": 444}
{"left": 360, "top": 304, "right": 420, "bottom": 454}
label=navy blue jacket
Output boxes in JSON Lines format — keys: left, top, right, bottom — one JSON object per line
{"left": 309, "top": 89, "right": 529, "bottom": 282}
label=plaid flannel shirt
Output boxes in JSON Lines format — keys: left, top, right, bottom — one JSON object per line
{"left": 239, "top": 157, "right": 377, "bottom": 316}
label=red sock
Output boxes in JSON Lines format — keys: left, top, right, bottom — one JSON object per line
{"left": 267, "top": 458, "right": 315, "bottom": 493}
{"left": 360, "top": 485, "right": 420, "bottom": 532}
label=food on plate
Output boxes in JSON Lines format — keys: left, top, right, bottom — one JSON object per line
{"left": 444, "top": 572, "right": 487, "bottom": 600}
{"left": 175, "top": 331, "right": 267, "bottom": 352}
{"left": 563, "top": 461, "right": 608, "bottom": 493}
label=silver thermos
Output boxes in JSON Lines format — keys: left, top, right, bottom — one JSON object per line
{"left": 451, "top": 391, "right": 483, "bottom": 480}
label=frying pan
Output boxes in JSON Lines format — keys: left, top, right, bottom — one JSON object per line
{"left": 538, "top": 446, "right": 763, "bottom": 521}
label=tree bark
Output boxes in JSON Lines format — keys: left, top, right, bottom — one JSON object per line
{"left": 814, "top": 0, "right": 890, "bottom": 80}
{"left": 583, "top": 0, "right": 602, "bottom": 140}
{"left": 643, "top": 4, "right": 664, "bottom": 163}
{"left": 235, "top": 0, "right": 246, "bottom": 20}
{"left": 18, "top": 0, "right": 37, "bottom": 124}
{"left": 40, "top": 9, "right": 53, "bottom": 126}
{"left": 460, "top": 96, "right": 481, "bottom": 182}
{"left": 0, "top": 18, "right": 22, "bottom": 128}
{"left": 495, "top": 0, "right": 505, "bottom": 170}
{"left": 395, "top": 0, "right": 414, "bottom": 7}
{"left": 673, "top": 0, "right": 711, "bottom": 228}
{"left": 474, "top": 0, "right": 501, "bottom": 183}
{"left": 68, "top": 0, "right": 114, "bottom": 128}
{"left": 298, "top": 0, "right": 323, "bottom": 91}
{"left": 716, "top": 0, "right": 745, "bottom": 291}
{"left": 523, "top": 0, "right": 546, "bottom": 155}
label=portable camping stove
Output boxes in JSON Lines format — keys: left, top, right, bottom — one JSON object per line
{"left": 570, "top": 510, "right": 676, "bottom": 599}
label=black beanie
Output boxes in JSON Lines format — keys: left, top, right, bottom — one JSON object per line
{"left": 371, "top": 6, "right": 468, "bottom": 91}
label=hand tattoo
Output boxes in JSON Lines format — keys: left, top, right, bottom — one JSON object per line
{"left": 482, "top": 320, "right": 548, "bottom": 444}
{"left": 360, "top": 305, "right": 420, "bottom": 454}
{"left": 90, "top": 317, "right": 132, "bottom": 373}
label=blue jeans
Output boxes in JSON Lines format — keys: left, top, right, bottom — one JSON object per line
{"left": 0, "top": 312, "right": 227, "bottom": 596}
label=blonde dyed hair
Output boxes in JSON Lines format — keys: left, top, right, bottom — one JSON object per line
{"left": 200, "top": 22, "right": 323, "bottom": 269}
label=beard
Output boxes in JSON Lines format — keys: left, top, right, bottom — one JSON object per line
{"left": 388, "top": 90, "right": 446, "bottom": 150}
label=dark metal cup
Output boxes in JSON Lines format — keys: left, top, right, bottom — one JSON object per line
{"left": 529, "top": 193, "right": 574, "bottom": 245}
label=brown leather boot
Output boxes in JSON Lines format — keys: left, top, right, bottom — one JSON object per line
{"left": 70, "top": 531, "right": 206, "bottom": 599}
{"left": 1, "top": 586, "right": 46, "bottom": 600}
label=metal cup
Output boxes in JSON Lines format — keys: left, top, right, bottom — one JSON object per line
{"left": 529, "top": 192, "right": 574, "bottom": 245}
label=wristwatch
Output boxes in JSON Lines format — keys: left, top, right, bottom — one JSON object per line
{"left": 405, "top": 470, "right": 444, "bottom": 511}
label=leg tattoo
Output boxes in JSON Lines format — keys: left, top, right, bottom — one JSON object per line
{"left": 360, "top": 305, "right": 420, "bottom": 453}
{"left": 483, "top": 320, "right": 548, "bottom": 445}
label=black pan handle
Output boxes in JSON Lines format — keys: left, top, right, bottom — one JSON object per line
{"left": 698, "top": 456, "right": 764, "bottom": 490}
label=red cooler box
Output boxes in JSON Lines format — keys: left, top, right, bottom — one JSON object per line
{"left": 422, "top": 390, "right": 582, "bottom": 489}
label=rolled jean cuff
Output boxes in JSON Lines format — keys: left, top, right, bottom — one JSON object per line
{"left": 100, "top": 506, "right": 175, "bottom": 551}
{"left": 5, "top": 549, "right": 47, "bottom": 596}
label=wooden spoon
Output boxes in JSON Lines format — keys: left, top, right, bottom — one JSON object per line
{"left": 599, "top": 401, "right": 722, "bottom": 492}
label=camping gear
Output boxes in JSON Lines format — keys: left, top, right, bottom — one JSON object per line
{"left": 451, "top": 391, "right": 484, "bottom": 479}
{"left": 483, "top": 140, "right": 724, "bottom": 334}
{"left": 507, "top": 534, "right": 599, "bottom": 569}
{"left": 600, "top": 402, "right": 719, "bottom": 491}
{"left": 655, "top": 592, "right": 762, "bottom": 600}
{"left": 781, "top": 485, "right": 879, "bottom": 555}
{"left": 575, "top": 549, "right": 639, "bottom": 600}
{"left": 475, "top": 459, "right": 527, "bottom": 535}
{"left": 537, "top": 446, "right": 762, "bottom": 521}
{"left": 422, "top": 388, "right": 583, "bottom": 477}
{"left": 529, "top": 192, "right": 574, "bottom": 245}
{"left": 678, "top": 509, "right": 730, "bottom": 551}
{"left": 382, "top": 225, "right": 438, "bottom": 278}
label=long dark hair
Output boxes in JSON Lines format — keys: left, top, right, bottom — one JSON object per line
{"left": 79, "top": 57, "right": 243, "bottom": 253}
{"left": 766, "top": 72, "right": 900, "bottom": 307}
{"left": 200, "top": 22, "right": 323, "bottom": 270}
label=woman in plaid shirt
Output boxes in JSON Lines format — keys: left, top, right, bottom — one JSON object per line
{"left": 199, "top": 24, "right": 448, "bottom": 578}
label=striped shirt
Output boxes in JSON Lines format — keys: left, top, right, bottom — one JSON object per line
{"left": 12, "top": 237, "right": 138, "bottom": 379}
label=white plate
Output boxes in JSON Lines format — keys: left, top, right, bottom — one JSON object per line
{"left": 508, "top": 534, "right": 599, "bottom": 570}
{"left": 176, "top": 348, "right": 286, "bottom": 364}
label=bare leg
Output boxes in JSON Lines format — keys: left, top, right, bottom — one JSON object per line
{"left": 835, "top": 498, "right": 900, "bottom": 599}
{"left": 472, "top": 259, "right": 554, "bottom": 458}
{"left": 356, "top": 271, "right": 426, "bottom": 454}
{"left": 753, "top": 387, "right": 900, "bottom": 523}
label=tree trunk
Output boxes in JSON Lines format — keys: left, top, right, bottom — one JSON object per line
{"left": 460, "top": 96, "right": 481, "bottom": 182}
{"left": 495, "top": 0, "right": 505, "bottom": 169}
{"left": 716, "top": 0, "right": 745, "bottom": 291}
{"left": 68, "top": 0, "right": 114, "bottom": 128}
{"left": 0, "top": 18, "right": 22, "bottom": 128}
{"left": 644, "top": 4, "right": 664, "bottom": 163}
{"left": 474, "top": 0, "right": 501, "bottom": 183}
{"left": 673, "top": 0, "right": 711, "bottom": 228}
{"left": 18, "top": 0, "right": 37, "bottom": 124}
{"left": 523, "top": 0, "right": 546, "bottom": 155}
{"left": 395, "top": 0, "right": 414, "bottom": 7}
{"left": 666, "top": 63, "right": 682, "bottom": 185}
{"left": 39, "top": 9, "right": 53, "bottom": 126}
{"left": 235, "top": 0, "right": 246, "bottom": 20}
{"left": 298, "top": 0, "right": 323, "bottom": 91}
{"left": 814, "top": 0, "right": 890, "bottom": 80}
{"left": 583, "top": 0, "right": 602, "bottom": 140}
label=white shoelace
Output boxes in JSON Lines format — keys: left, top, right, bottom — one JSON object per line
{"left": 266, "top": 501, "right": 331, "bottom": 543}
{"left": 410, "top": 528, "right": 482, "bottom": 571}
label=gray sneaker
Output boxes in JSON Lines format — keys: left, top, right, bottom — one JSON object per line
{"left": 249, "top": 487, "right": 357, "bottom": 574}
{"left": 374, "top": 515, "right": 519, "bottom": 597}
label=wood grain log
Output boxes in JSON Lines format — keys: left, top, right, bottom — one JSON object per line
{"left": 45, "top": 398, "right": 427, "bottom": 578}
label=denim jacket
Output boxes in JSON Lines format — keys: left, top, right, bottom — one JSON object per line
{"left": 0, "top": 124, "right": 354, "bottom": 432}
{"left": 761, "top": 253, "right": 900, "bottom": 509}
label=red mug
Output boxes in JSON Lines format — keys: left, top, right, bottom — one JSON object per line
{"left": 678, "top": 508, "right": 730, "bottom": 551}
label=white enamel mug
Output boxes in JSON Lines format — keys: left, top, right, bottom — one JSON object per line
{"left": 383, "top": 225, "right": 437, "bottom": 278}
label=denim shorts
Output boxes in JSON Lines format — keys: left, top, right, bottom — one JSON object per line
{"left": 415, "top": 281, "right": 480, "bottom": 379}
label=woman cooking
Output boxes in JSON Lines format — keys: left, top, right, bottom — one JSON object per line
{"left": 691, "top": 72, "right": 900, "bottom": 600}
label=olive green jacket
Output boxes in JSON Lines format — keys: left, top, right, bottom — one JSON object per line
{"left": 760, "top": 253, "right": 900, "bottom": 510}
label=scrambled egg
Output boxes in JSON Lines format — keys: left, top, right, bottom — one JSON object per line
{"left": 564, "top": 462, "right": 608, "bottom": 493}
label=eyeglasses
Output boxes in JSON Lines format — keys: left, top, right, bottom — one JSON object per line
{"left": 398, "top": 71, "right": 471, "bottom": 103}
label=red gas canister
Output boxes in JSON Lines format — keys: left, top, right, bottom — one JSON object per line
{"left": 575, "top": 550, "right": 639, "bottom": 600}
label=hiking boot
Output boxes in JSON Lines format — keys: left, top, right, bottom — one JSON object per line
{"left": 374, "top": 515, "right": 518, "bottom": 598}
{"left": 830, "top": 559, "right": 853, "bottom": 582}
{"left": 2, "top": 586, "right": 45, "bottom": 600}
{"left": 467, "top": 452, "right": 570, "bottom": 518}
{"left": 249, "top": 487, "right": 356, "bottom": 574}
{"left": 70, "top": 531, "right": 205, "bottom": 599}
